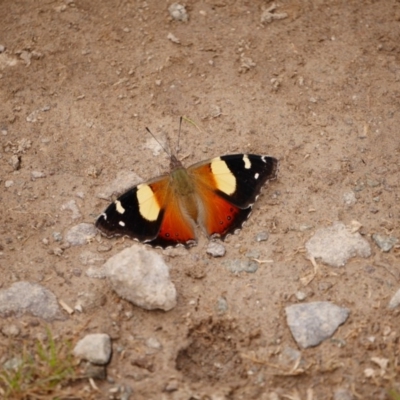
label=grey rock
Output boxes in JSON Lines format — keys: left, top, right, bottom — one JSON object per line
{"left": 73, "top": 333, "right": 112, "bottom": 365}
{"left": 342, "top": 191, "right": 356, "bottom": 206}
{"left": 1, "top": 324, "right": 20, "bottom": 337}
{"left": 168, "top": 3, "right": 188, "bottom": 21}
{"left": 278, "top": 346, "right": 303, "bottom": 368}
{"left": 225, "top": 259, "right": 258, "bottom": 273}
{"left": 372, "top": 233, "right": 398, "bottom": 252}
{"left": 206, "top": 241, "right": 226, "bottom": 257}
{"left": 334, "top": 388, "right": 354, "bottom": 400}
{"left": 61, "top": 199, "right": 82, "bottom": 220}
{"left": 145, "top": 337, "right": 162, "bottom": 351}
{"left": 305, "top": 222, "right": 371, "bottom": 267}
{"left": 31, "top": 171, "right": 46, "bottom": 179}
{"left": 76, "top": 291, "right": 107, "bottom": 312}
{"left": 82, "top": 362, "right": 107, "bottom": 380}
{"left": 295, "top": 291, "right": 307, "bottom": 301}
{"left": 96, "top": 170, "right": 142, "bottom": 200}
{"left": 0, "top": 281, "right": 63, "bottom": 321}
{"left": 285, "top": 301, "right": 350, "bottom": 348}
{"left": 65, "top": 223, "right": 97, "bottom": 246}
{"left": 79, "top": 250, "right": 105, "bottom": 266}
{"left": 3, "top": 357, "right": 23, "bottom": 371}
{"left": 103, "top": 244, "right": 177, "bottom": 311}
{"left": 255, "top": 231, "right": 269, "bottom": 242}
{"left": 388, "top": 288, "right": 400, "bottom": 309}
{"left": 52, "top": 231, "right": 62, "bottom": 242}
{"left": 216, "top": 296, "right": 228, "bottom": 314}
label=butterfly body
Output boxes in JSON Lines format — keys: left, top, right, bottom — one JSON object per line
{"left": 96, "top": 153, "right": 278, "bottom": 248}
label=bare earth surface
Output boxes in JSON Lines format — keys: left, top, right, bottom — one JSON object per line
{"left": 1, "top": 0, "right": 400, "bottom": 399}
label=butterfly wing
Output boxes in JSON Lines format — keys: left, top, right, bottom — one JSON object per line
{"left": 96, "top": 175, "right": 197, "bottom": 247}
{"left": 188, "top": 154, "right": 278, "bottom": 238}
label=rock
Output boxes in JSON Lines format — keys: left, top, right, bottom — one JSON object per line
{"left": 31, "top": 171, "right": 46, "bottom": 179}
{"left": 224, "top": 259, "right": 258, "bottom": 273}
{"left": 146, "top": 337, "right": 162, "bottom": 351}
{"left": 65, "top": 223, "right": 97, "bottom": 246}
{"left": 96, "top": 170, "right": 142, "bottom": 200}
{"left": 285, "top": 301, "right": 350, "bottom": 348}
{"left": 334, "top": 388, "right": 354, "bottom": 400}
{"left": 82, "top": 362, "right": 107, "bottom": 380}
{"left": 1, "top": 324, "right": 20, "bottom": 337}
{"left": 61, "top": 199, "right": 82, "bottom": 220}
{"left": 342, "top": 191, "right": 356, "bottom": 206}
{"left": 215, "top": 297, "right": 228, "bottom": 314}
{"left": 0, "top": 281, "right": 63, "bottom": 321}
{"left": 52, "top": 232, "right": 62, "bottom": 241}
{"left": 79, "top": 250, "right": 105, "bottom": 266}
{"left": 75, "top": 291, "right": 107, "bottom": 312}
{"left": 206, "top": 241, "right": 226, "bottom": 257}
{"left": 168, "top": 3, "right": 188, "bottom": 21}
{"left": 372, "top": 233, "right": 398, "bottom": 252}
{"left": 73, "top": 333, "right": 112, "bottom": 365}
{"left": 278, "top": 346, "right": 303, "bottom": 368}
{"left": 103, "top": 244, "right": 177, "bottom": 311}
{"left": 255, "top": 231, "right": 269, "bottom": 242}
{"left": 305, "top": 222, "right": 371, "bottom": 267}
{"left": 388, "top": 288, "right": 400, "bottom": 309}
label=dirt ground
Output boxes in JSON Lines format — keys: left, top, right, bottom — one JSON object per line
{"left": 1, "top": 0, "right": 400, "bottom": 399}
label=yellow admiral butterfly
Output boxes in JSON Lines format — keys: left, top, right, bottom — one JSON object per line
{"left": 96, "top": 131, "right": 278, "bottom": 248}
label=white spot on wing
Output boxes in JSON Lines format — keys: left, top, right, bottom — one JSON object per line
{"left": 243, "top": 154, "right": 251, "bottom": 169}
{"left": 210, "top": 157, "right": 236, "bottom": 195}
{"left": 101, "top": 213, "right": 107, "bottom": 220}
{"left": 115, "top": 200, "right": 125, "bottom": 214}
{"left": 119, "top": 221, "right": 126, "bottom": 227}
{"left": 254, "top": 172, "right": 259, "bottom": 179}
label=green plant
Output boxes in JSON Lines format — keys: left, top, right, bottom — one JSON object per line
{"left": 0, "top": 328, "right": 77, "bottom": 399}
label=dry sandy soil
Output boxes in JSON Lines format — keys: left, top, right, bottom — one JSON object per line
{"left": 1, "top": 0, "right": 400, "bottom": 399}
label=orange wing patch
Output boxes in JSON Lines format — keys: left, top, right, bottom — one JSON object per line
{"left": 199, "top": 191, "right": 241, "bottom": 237}
{"left": 148, "top": 180, "right": 196, "bottom": 245}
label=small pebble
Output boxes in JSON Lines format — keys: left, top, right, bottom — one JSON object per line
{"left": 65, "top": 223, "right": 97, "bottom": 246}
{"left": 52, "top": 232, "right": 62, "bottom": 242}
{"left": 225, "top": 259, "right": 258, "bottom": 273}
{"left": 388, "top": 288, "right": 400, "bottom": 309}
{"left": 255, "top": 231, "right": 269, "bottom": 242}
{"left": 372, "top": 233, "right": 398, "bottom": 252}
{"left": 342, "top": 191, "right": 356, "bottom": 206}
{"left": 31, "top": 171, "right": 46, "bottom": 180}
{"left": 168, "top": 3, "right": 188, "bottom": 21}
{"left": 97, "top": 243, "right": 112, "bottom": 252}
{"left": 146, "top": 337, "right": 162, "bottom": 350}
{"left": 73, "top": 333, "right": 112, "bottom": 365}
{"left": 1, "top": 324, "right": 20, "bottom": 337}
{"left": 206, "top": 241, "right": 226, "bottom": 257}
{"left": 0, "top": 45, "right": 5, "bottom": 53}
{"left": 9, "top": 155, "right": 20, "bottom": 170}
{"left": 5, "top": 180, "right": 14, "bottom": 188}
{"left": 295, "top": 291, "right": 307, "bottom": 301}
{"left": 216, "top": 296, "right": 228, "bottom": 314}
{"left": 285, "top": 301, "right": 350, "bottom": 348}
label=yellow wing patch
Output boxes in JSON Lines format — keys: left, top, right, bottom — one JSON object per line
{"left": 210, "top": 158, "right": 236, "bottom": 195}
{"left": 136, "top": 183, "right": 161, "bottom": 222}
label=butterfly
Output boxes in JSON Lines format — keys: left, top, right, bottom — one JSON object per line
{"left": 96, "top": 127, "right": 278, "bottom": 248}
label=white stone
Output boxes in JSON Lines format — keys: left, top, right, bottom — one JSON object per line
{"left": 103, "top": 244, "right": 177, "bottom": 311}
{"left": 73, "top": 333, "right": 111, "bottom": 365}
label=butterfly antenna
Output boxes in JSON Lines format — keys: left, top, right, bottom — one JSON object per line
{"left": 145, "top": 127, "right": 171, "bottom": 157}
{"left": 176, "top": 116, "right": 183, "bottom": 156}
